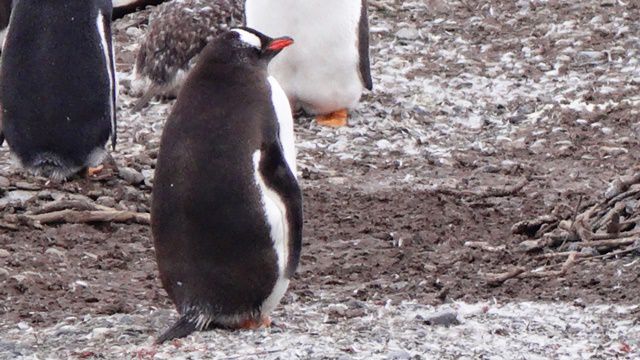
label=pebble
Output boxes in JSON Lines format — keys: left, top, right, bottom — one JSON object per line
{"left": 96, "top": 196, "right": 117, "bottom": 208}
{"left": 529, "top": 139, "right": 547, "bottom": 154}
{"left": 395, "top": 27, "right": 419, "bottom": 40}
{"left": 0, "top": 249, "right": 10, "bottom": 258}
{"left": 0, "top": 176, "right": 10, "bottom": 188}
{"left": 45, "top": 248, "right": 67, "bottom": 258}
{"left": 0, "top": 267, "right": 9, "bottom": 279}
{"left": 118, "top": 167, "right": 145, "bottom": 185}
{"left": 422, "top": 311, "right": 461, "bottom": 327}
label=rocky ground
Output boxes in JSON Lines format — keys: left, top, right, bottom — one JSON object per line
{"left": 1, "top": 0, "right": 640, "bottom": 358}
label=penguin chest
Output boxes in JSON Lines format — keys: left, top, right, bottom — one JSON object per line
{"left": 247, "top": 0, "right": 365, "bottom": 113}
{"left": 252, "top": 150, "right": 291, "bottom": 314}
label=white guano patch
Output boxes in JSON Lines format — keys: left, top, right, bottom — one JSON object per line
{"left": 252, "top": 150, "right": 290, "bottom": 315}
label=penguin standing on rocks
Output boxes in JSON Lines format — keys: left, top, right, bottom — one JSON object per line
{"left": 151, "top": 27, "right": 302, "bottom": 343}
{"left": 245, "top": 0, "right": 373, "bottom": 127}
{"left": 0, "top": 0, "right": 117, "bottom": 180}
{"left": 130, "top": 0, "right": 243, "bottom": 111}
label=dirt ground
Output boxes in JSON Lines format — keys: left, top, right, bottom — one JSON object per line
{"left": 1, "top": 0, "right": 639, "bottom": 347}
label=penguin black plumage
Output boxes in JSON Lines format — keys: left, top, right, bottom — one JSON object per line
{"left": 151, "top": 27, "right": 302, "bottom": 343}
{"left": 0, "top": 0, "right": 117, "bottom": 180}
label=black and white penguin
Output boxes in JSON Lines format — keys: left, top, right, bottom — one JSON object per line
{"left": 112, "top": 0, "right": 168, "bottom": 19}
{"left": 130, "top": 0, "right": 243, "bottom": 111}
{"left": 245, "top": 0, "right": 373, "bottom": 127}
{"left": 0, "top": 0, "right": 117, "bottom": 180}
{"left": 0, "top": 0, "right": 166, "bottom": 52}
{"left": 151, "top": 27, "right": 302, "bottom": 343}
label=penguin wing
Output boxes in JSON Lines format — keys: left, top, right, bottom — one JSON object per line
{"left": 358, "top": 0, "right": 373, "bottom": 91}
{"left": 259, "top": 140, "right": 303, "bottom": 278}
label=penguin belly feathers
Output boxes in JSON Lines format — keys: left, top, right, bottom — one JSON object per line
{"left": 245, "top": 0, "right": 372, "bottom": 126}
{"left": 151, "top": 27, "right": 302, "bottom": 343}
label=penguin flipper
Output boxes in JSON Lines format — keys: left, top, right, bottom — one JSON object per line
{"left": 155, "top": 314, "right": 197, "bottom": 344}
{"left": 358, "top": 0, "right": 373, "bottom": 91}
{"left": 259, "top": 141, "right": 303, "bottom": 277}
{"left": 0, "top": 132, "right": 4, "bottom": 147}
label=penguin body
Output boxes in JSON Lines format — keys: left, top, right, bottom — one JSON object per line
{"left": 131, "top": 0, "right": 243, "bottom": 111}
{"left": 0, "top": 0, "right": 116, "bottom": 180}
{"left": 245, "top": 0, "right": 372, "bottom": 118}
{"left": 151, "top": 27, "right": 301, "bottom": 343}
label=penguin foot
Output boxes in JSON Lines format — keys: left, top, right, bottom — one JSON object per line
{"left": 238, "top": 315, "right": 271, "bottom": 329}
{"left": 316, "top": 109, "right": 349, "bottom": 127}
{"left": 86, "top": 165, "right": 104, "bottom": 177}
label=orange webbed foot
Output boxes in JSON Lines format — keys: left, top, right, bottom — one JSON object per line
{"left": 316, "top": 109, "right": 349, "bottom": 127}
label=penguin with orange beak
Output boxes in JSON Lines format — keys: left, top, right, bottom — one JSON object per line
{"left": 151, "top": 27, "right": 302, "bottom": 343}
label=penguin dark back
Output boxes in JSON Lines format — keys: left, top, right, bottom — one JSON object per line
{"left": 0, "top": 0, "right": 116, "bottom": 180}
{"left": 151, "top": 28, "right": 302, "bottom": 343}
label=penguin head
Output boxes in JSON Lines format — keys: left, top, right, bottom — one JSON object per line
{"left": 211, "top": 27, "right": 294, "bottom": 65}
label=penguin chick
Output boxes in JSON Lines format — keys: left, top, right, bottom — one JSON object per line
{"left": 0, "top": 0, "right": 117, "bottom": 180}
{"left": 151, "top": 27, "right": 302, "bottom": 343}
{"left": 131, "top": 0, "right": 243, "bottom": 111}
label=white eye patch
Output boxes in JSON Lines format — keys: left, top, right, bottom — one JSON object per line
{"left": 231, "top": 28, "right": 262, "bottom": 49}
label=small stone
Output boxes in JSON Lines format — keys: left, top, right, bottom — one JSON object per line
{"left": 386, "top": 349, "right": 412, "bottom": 360}
{"left": 422, "top": 310, "right": 461, "bottom": 327}
{"left": 0, "top": 176, "right": 10, "bottom": 188}
{"left": 96, "top": 196, "right": 117, "bottom": 208}
{"left": 15, "top": 182, "right": 40, "bottom": 190}
{"left": 142, "top": 169, "right": 155, "bottom": 187}
{"left": 395, "top": 27, "right": 419, "bottom": 40}
{"left": 90, "top": 327, "right": 110, "bottom": 340}
{"left": 118, "top": 167, "right": 145, "bottom": 185}
{"left": 0, "top": 249, "right": 10, "bottom": 258}
{"left": 0, "top": 267, "right": 9, "bottom": 279}
{"left": 529, "top": 139, "right": 547, "bottom": 154}
{"left": 45, "top": 247, "right": 67, "bottom": 258}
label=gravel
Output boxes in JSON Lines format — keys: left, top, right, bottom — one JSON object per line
{"left": 1, "top": 299, "right": 638, "bottom": 359}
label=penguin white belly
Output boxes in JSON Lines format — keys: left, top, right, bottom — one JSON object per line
{"left": 252, "top": 150, "right": 291, "bottom": 314}
{"left": 0, "top": 28, "right": 7, "bottom": 49}
{"left": 246, "top": 0, "right": 364, "bottom": 115}
{"left": 267, "top": 76, "right": 297, "bottom": 176}
{"left": 96, "top": 11, "right": 117, "bottom": 140}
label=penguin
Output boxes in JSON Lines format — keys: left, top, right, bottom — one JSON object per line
{"left": 130, "top": 0, "right": 243, "bottom": 111}
{"left": 245, "top": 0, "right": 373, "bottom": 127}
{"left": 112, "top": 0, "right": 169, "bottom": 19}
{"left": 0, "top": 1, "right": 166, "bottom": 52}
{"left": 151, "top": 27, "right": 302, "bottom": 343}
{"left": 0, "top": 0, "right": 117, "bottom": 180}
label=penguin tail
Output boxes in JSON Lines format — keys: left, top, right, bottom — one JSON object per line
{"left": 29, "top": 153, "right": 77, "bottom": 181}
{"left": 155, "top": 315, "right": 198, "bottom": 344}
